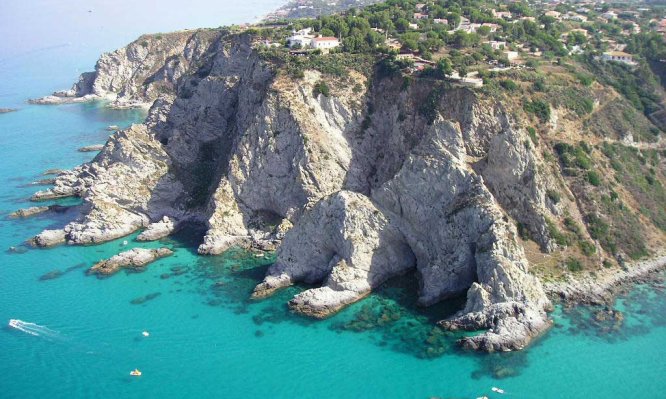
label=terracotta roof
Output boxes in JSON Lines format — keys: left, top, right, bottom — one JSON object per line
{"left": 605, "top": 51, "right": 632, "bottom": 57}
{"left": 312, "top": 37, "right": 338, "bottom": 42}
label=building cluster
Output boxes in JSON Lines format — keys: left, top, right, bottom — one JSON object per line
{"left": 286, "top": 27, "right": 340, "bottom": 51}
{"left": 256, "top": 0, "right": 666, "bottom": 75}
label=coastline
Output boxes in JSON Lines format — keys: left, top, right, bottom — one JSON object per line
{"left": 544, "top": 252, "right": 666, "bottom": 305}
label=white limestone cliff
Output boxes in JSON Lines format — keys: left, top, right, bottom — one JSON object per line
{"left": 28, "top": 32, "right": 557, "bottom": 351}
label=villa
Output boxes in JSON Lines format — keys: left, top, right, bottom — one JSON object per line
{"left": 311, "top": 37, "right": 340, "bottom": 51}
{"left": 602, "top": 51, "right": 636, "bottom": 65}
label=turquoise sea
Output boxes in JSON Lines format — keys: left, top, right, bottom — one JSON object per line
{"left": 1, "top": 2, "right": 665, "bottom": 398}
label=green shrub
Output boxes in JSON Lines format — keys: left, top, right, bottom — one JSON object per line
{"left": 533, "top": 78, "right": 547, "bottom": 92}
{"left": 419, "top": 85, "right": 446, "bottom": 124}
{"left": 579, "top": 241, "right": 597, "bottom": 256}
{"left": 564, "top": 217, "right": 582, "bottom": 236}
{"left": 524, "top": 99, "right": 551, "bottom": 122}
{"left": 587, "top": 171, "right": 601, "bottom": 186}
{"left": 586, "top": 213, "right": 609, "bottom": 241}
{"left": 500, "top": 79, "right": 519, "bottom": 91}
{"left": 546, "top": 218, "right": 570, "bottom": 246}
{"left": 313, "top": 80, "right": 330, "bottom": 97}
{"left": 527, "top": 127, "right": 538, "bottom": 144}
{"left": 546, "top": 189, "right": 561, "bottom": 204}
{"left": 576, "top": 73, "right": 594, "bottom": 86}
{"left": 565, "top": 257, "right": 583, "bottom": 272}
{"left": 554, "top": 142, "right": 593, "bottom": 171}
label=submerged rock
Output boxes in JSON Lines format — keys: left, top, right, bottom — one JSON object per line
{"left": 9, "top": 206, "right": 50, "bottom": 218}
{"left": 39, "top": 270, "right": 64, "bottom": 281}
{"left": 28, "top": 94, "right": 97, "bottom": 105}
{"left": 0, "top": 108, "right": 18, "bottom": 114}
{"left": 130, "top": 292, "right": 161, "bottom": 305}
{"left": 7, "top": 246, "right": 29, "bottom": 254}
{"left": 88, "top": 247, "right": 173, "bottom": 276}
{"left": 42, "top": 169, "right": 65, "bottom": 176}
{"left": 9, "top": 204, "right": 70, "bottom": 219}
{"left": 31, "top": 178, "right": 56, "bottom": 186}
{"left": 77, "top": 144, "right": 105, "bottom": 152}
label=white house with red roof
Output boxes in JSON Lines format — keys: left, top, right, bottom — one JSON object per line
{"left": 310, "top": 36, "right": 340, "bottom": 51}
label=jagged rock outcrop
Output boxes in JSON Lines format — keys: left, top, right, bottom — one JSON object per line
{"left": 29, "top": 29, "right": 223, "bottom": 108}
{"left": 255, "top": 114, "right": 552, "bottom": 350}
{"left": 30, "top": 229, "right": 66, "bottom": 247}
{"left": 29, "top": 32, "right": 557, "bottom": 351}
{"left": 137, "top": 216, "right": 176, "bottom": 241}
{"left": 31, "top": 123, "right": 179, "bottom": 245}
{"left": 88, "top": 247, "right": 173, "bottom": 275}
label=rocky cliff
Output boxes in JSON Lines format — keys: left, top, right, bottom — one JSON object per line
{"left": 27, "top": 30, "right": 666, "bottom": 352}
{"left": 30, "top": 29, "right": 223, "bottom": 108}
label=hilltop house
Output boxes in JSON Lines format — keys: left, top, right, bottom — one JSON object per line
{"left": 482, "top": 23, "right": 500, "bottom": 32}
{"left": 287, "top": 28, "right": 314, "bottom": 48}
{"left": 602, "top": 51, "right": 636, "bottom": 65}
{"left": 493, "top": 10, "right": 512, "bottom": 20}
{"left": 486, "top": 40, "right": 506, "bottom": 50}
{"left": 287, "top": 29, "right": 340, "bottom": 52}
{"left": 311, "top": 37, "right": 340, "bottom": 51}
{"left": 503, "top": 50, "right": 519, "bottom": 62}
{"left": 601, "top": 11, "right": 618, "bottom": 21}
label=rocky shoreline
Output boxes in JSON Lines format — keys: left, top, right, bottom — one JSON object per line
{"left": 88, "top": 247, "right": 173, "bottom": 276}
{"left": 17, "top": 27, "right": 666, "bottom": 354}
{"left": 545, "top": 253, "right": 666, "bottom": 305}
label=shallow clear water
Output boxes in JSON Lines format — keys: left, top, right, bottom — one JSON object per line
{"left": 1, "top": 2, "right": 666, "bottom": 398}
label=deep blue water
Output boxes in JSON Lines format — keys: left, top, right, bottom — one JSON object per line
{"left": 1, "top": 2, "right": 666, "bottom": 398}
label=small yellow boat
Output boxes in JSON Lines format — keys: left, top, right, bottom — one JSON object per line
{"left": 130, "top": 369, "right": 142, "bottom": 376}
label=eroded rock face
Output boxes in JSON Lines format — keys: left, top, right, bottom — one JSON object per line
{"left": 255, "top": 112, "right": 552, "bottom": 350}
{"left": 252, "top": 190, "right": 415, "bottom": 317}
{"left": 29, "top": 33, "right": 555, "bottom": 351}
{"left": 29, "top": 30, "right": 223, "bottom": 108}
{"left": 88, "top": 247, "right": 173, "bottom": 276}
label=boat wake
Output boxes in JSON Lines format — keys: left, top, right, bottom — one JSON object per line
{"left": 8, "top": 319, "right": 60, "bottom": 339}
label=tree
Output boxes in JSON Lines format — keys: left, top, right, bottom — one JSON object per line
{"left": 400, "top": 32, "right": 421, "bottom": 51}
{"left": 437, "top": 58, "right": 453, "bottom": 77}
{"left": 451, "top": 30, "right": 479, "bottom": 48}
{"left": 568, "top": 31, "right": 587, "bottom": 45}
{"left": 395, "top": 18, "right": 410, "bottom": 33}
{"left": 477, "top": 26, "right": 491, "bottom": 37}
